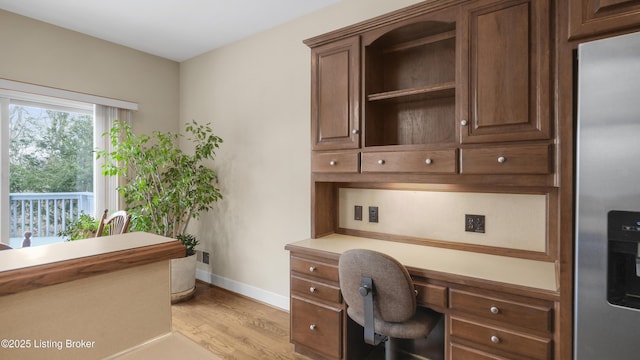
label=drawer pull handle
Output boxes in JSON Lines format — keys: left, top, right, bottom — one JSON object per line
{"left": 490, "top": 306, "right": 500, "bottom": 314}
{"left": 497, "top": 156, "right": 506, "bottom": 163}
{"left": 352, "top": 129, "right": 359, "bottom": 135}
{"left": 309, "top": 324, "right": 317, "bottom": 331}
{"left": 329, "top": 160, "right": 337, "bottom": 166}
{"left": 490, "top": 335, "right": 500, "bottom": 343}
{"left": 377, "top": 159, "right": 385, "bottom": 165}
{"left": 309, "top": 266, "right": 316, "bottom": 272}
{"left": 425, "top": 158, "right": 433, "bottom": 165}
{"left": 309, "top": 287, "right": 316, "bottom": 293}
{"left": 460, "top": 119, "right": 468, "bottom": 126}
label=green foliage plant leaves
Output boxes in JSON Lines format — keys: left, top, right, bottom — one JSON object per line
{"left": 58, "top": 213, "right": 100, "bottom": 240}
{"left": 95, "top": 120, "right": 223, "bottom": 246}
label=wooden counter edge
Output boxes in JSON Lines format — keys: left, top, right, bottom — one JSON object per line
{"left": 0, "top": 240, "right": 185, "bottom": 296}
{"left": 285, "top": 243, "right": 341, "bottom": 261}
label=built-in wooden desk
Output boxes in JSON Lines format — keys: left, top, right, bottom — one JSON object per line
{"left": 286, "top": 234, "right": 560, "bottom": 360}
{"left": 0, "top": 232, "right": 217, "bottom": 360}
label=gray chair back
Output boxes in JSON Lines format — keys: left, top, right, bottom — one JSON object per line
{"left": 338, "top": 249, "right": 416, "bottom": 323}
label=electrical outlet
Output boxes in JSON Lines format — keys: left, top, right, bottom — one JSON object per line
{"left": 369, "top": 206, "right": 379, "bottom": 223}
{"left": 465, "top": 214, "right": 485, "bottom": 233}
{"left": 203, "top": 251, "right": 210, "bottom": 264}
{"left": 354, "top": 205, "right": 363, "bottom": 221}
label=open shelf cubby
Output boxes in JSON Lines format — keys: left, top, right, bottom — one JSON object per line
{"left": 364, "top": 21, "right": 456, "bottom": 147}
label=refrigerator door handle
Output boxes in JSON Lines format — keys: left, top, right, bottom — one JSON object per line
{"left": 636, "top": 243, "right": 640, "bottom": 277}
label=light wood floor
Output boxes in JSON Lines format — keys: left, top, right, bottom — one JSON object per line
{"left": 172, "top": 281, "right": 299, "bottom": 359}
{"left": 172, "top": 282, "right": 438, "bottom": 359}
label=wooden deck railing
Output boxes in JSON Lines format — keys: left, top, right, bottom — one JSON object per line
{"left": 9, "top": 192, "right": 94, "bottom": 238}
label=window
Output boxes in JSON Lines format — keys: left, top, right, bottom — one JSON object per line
{"left": 0, "top": 79, "right": 138, "bottom": 247}
{"left": 7, "top": 99, "right": 93, "bottom": 247}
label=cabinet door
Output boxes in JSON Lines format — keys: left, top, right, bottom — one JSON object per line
{"left": 291, "top": 296, "right": 343, "bottom": 359}
{"left": 311, "top": 36, "right": 361, "bottom": 150}
{"left": 459, "top": 0, "right": 551, "bottom": 144}
{"left": 569, "top": 0, "right": 640, "bottom": 39}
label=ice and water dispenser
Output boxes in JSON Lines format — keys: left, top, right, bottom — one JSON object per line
{"left": 608, "top": 211, "right": 640, "bottom": 309}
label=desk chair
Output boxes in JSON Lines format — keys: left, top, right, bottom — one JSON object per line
{"left": 95, "top": 209, "right": 131, "bottom": 237}
{"left": 339, "top": 249, "right": 441, "bottom": 360}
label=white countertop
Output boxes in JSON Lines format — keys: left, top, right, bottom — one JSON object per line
{"left": 289, "top": 234, "right": 557, "bottom": 292}
{"left": 0, "top": 232, "right": 178, "bottom": 273}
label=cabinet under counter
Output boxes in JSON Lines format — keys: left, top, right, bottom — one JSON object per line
{"left": 286, "top": 234, "right": 559, "bottom": 360}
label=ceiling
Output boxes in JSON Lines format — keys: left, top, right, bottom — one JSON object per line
{"left": 0, "top": 0, "right": 340, "bottom": 62}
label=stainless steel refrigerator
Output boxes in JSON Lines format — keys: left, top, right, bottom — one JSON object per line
{"left": 575, "top": 31, "right": 640, "bottom": 359}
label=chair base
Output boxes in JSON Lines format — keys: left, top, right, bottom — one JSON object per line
{"left": 367, "top": 333, "right": 443, "bottom": 360}
{"left": 385, "top": 337, "right": 398, "bottom": 360}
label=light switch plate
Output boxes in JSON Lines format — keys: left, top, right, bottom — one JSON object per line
{"left": 354, "top": 205, "right": 363, "bottom": 221}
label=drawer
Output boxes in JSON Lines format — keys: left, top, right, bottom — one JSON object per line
{"left": 450, "top": 317, "right": 551, "bottom": 360}
{"left": 413, "top": 280, "right": 448, "bottom": 309}
{"left": 291, "top": 296, "right": 343, "bottom": 359}
{"left": 291, "top": 256, "right": 339, "bottom": 282}
{"left": 450, "top": 343, "right": 511, "bottom": 360}
{"left": 291, "top": 275, "right": 341, "bottom": 304}
{"left": 449, "top": 289, "right": 552, "bottom": 333}
{"left": 460, "top": 144, "right": 550, "bottom": 174}
{"left": 312, "top": 152, "right": 359, "bottom": 173}
{"left": 361, "top": 149, "right": 457, "bottom": 174}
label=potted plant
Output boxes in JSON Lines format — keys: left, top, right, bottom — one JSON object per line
{"left": 96, "top": 120, "right": 223, "bottom": 302}
{"left": 58, "top": 212, "right": 101, "bottom": 240}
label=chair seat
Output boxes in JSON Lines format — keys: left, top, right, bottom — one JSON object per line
{"left": 347, "top": 306, "right": 440, "bottom": 339}
{"left": 339, "top": 249, "right": 442, "bottom": 359}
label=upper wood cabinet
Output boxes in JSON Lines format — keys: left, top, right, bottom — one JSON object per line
{"left": 305, "top": 0, "right": 555, "bottom": 180}
{"left": 309, "top": 36, "right": 360, "bottom": 151}
{"left": 569, "top": 0, "right": 640, "bottom": 39}
{"left": 458, "top": 0, "right": 552, "bottom": 144}
{"left": 361, "top": 8, "right": 459, "bottom": 149}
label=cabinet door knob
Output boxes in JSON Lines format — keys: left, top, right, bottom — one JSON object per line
{"left": 460, "top": 119, "right": 468, "bottom": 126}
{"left": 309, "top": 324, "right": 317, "bottom": 331}
{"left": 490, "top": 335, "right": 500, "bottom": 343}
{"left": 309, "top": 287, "right": 316, "bottom": 293}
{"left": 490, "top": 306, "right": 499, "bottom": 314}
{"left": 351, "top": 129, "right": 359, "bottom": 134}
{"left": 497, "top": 156, "right": 506, "bottom": 163}
{"left": 377, "top": 159, "right": 385, "bottom": 165}
{"left": 329, "top": 160, "right": 337, "bottom": 166}
{"left": 425, "top": 158, "right": 433, "bottom": 165}
{"left": 309, "top": 266, "right": 316, "bottom": 272}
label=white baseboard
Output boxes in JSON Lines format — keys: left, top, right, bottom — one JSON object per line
{"left": 196, "top": 269, "right": 290, "bottom": 311}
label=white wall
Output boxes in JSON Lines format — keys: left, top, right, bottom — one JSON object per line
{"left": 180, "top": 0, "right": 423, "bottom": 309}
{"left": 0, "top": 9, "right": 180, "bottom": 136}
{"left": 339, "top": 189, "right": 547, "bottom": 252}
